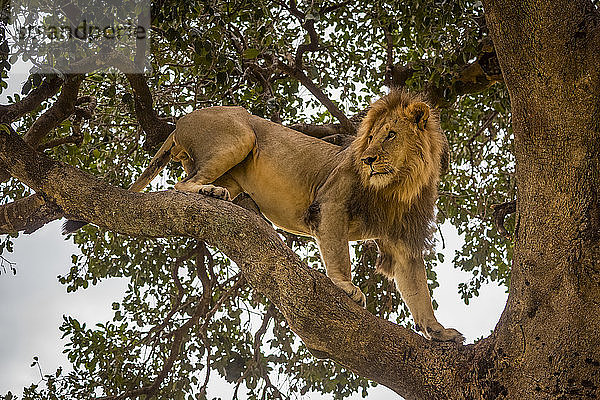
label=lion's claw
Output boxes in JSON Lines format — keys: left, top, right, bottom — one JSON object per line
{"left": 416, "top": 319, "right": 464, "bottom": 343}
{"left": 342, "top": 284, "right": 366, "bottom": 308}
{"left": 197, "top": 184, "right": 231, "bottom": 200}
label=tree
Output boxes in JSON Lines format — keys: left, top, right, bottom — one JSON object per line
{"left": 0, "top": 0, "right": 598, "bottom": 399}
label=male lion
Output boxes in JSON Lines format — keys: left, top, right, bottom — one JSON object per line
{"left": 66, "top": 91, "right": 463, "bottom": 342}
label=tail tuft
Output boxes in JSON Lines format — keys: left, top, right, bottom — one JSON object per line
{"left": 62, "top": 220, "right": 88, "bottom": 234}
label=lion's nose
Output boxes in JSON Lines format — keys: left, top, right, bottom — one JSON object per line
{"left": 362, "top": 156, "right": 378, "bottom": 166}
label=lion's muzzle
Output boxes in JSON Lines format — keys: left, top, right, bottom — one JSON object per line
{"left": 362, "top": 155, "right": 378, "bottom": 166}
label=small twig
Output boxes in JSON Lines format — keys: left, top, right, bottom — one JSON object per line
{"left": 0, "top": 255, "right": 16, "bottom": 275}
{"left": 200, "top": 274, "right": 245, "bottom": 331}
{"left": 139, "top": 245, "right": 198, "bottom": 345}
{"left": 467, "top": 111, "right": 499, "bottom": 146}
{"left": 437, "top": 224, "right": 446, "bottom": 250}
{"left": 37, "top": 134, "right": 83, "bottom": 150}
{"left": 29, "top": 356, "right": 45, "bottom": 383}
{"left": 253, "top": 305, "right": 274, "bottom": 361}
{"left": 198, "top": 330, "right": 212, "bottom": 396}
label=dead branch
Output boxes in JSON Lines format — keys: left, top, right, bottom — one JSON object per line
{"left": 0, "top": 75, "right": 63, "bottom": 124}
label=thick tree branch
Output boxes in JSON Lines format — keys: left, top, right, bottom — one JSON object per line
{"left": 67, "top": 53, "right": 176, "bottom": 150}
{"left": 123, "top": 72, "right": 175, "bottom": 150}
{"left": 288, "top": 108, "right": 367, "bottom": 139}
{"left": 22, "top": 74, "right": 84, "bottom": 147}
{"left": 0, "top": 75, "right": 63, "bottom": 124}
{"left": 287, "top": 122, "right": 345, "bottom": 138}
{"left": 105, "top": 53, "right": 175, "bottom": 150}
{"left": 0, "top": 125, "right": 485, "bottom": 399}
{"left": 0, "top": 75, "right": 84, "bottom": 183}
{"left": 0, "top": 194, "right": 63, "bottom": 234}
{"left": 37, "top": 133, "right": 83, "bottom": 151}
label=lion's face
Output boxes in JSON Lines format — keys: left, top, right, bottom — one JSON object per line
{"left": 353, "top": 92, "right": 443, "bottom": 198}
{"left": 359, "top": 115, "right": 418, "bottom": 188}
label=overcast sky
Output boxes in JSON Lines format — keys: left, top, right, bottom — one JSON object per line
{"left": 0, "top": 66, "right": 509, "bottom": 399}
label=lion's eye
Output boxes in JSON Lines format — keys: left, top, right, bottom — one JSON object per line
{"left": 386, "top": 130, "right": 397, "bottom": 140}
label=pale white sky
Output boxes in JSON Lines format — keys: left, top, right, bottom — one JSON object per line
{"left": 0, "top": 65, "right": 509, "bottom": 399}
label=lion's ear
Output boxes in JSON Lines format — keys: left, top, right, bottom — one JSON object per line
{"left": 407, "top": 102, "right": 430, "bottom": 130}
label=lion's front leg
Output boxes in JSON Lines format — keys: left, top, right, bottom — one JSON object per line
{"left": 389, "top": 245, "right": 464, "bottom": 343}
{"left": 315, "top": 207, "right": 366, "bottom": 307}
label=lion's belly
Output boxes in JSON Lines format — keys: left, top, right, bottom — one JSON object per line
{"left": 246, "top": 185, "right": 312, "bottom": 235}
{"left": 229, "top": 158, "right": 318, "bottom": 236}
{"left": 226, "top": 121, "right": 346, "bottom": 236}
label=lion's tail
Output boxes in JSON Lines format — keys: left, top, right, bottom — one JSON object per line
{"left": 62, "top": 132, "right": 176, "bottom": 234}
{"left": 128, "top": 132, "right": 175, "bottom": 192}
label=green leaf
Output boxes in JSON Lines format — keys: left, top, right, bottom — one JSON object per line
{"left": 243, "top": 48, "right": 260, "bottom": 59}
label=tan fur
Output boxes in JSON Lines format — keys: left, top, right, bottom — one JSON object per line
{"left": 130, "top": 91, "right": 463, "bottom": 342}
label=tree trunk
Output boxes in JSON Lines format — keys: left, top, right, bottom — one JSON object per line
{"left": 480, "top": 0, "right": 600, "bottom": 397}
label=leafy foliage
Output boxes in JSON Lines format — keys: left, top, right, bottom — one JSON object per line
{"left": 0, "top": 0, "right": 514, "bottom": 398}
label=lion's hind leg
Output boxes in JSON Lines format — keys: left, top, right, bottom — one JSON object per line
{"left": 172, "top": 108, "right": 255, "bottom": 200}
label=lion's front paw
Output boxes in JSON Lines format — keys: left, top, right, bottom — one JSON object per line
{"left": 429, "top": 327, "right": 464, "bottom": 343}
{"left": 415, "top": 320, "right": 464, "bottom": 343}
{"left": 340, "top": 283, "right": 366, "bottom": 308}
{"left": 198, "top": 184, "right": 231, "bottom": 201}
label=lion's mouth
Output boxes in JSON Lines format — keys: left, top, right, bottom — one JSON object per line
{"left": 370, "top": 171, "right": 388, "bottom": 176}
{"left": 369, "top": 167, "right": 392, "bottom": 177}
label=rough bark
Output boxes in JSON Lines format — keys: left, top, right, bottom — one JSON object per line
{"left": 482, "top": 0, "right": 600, "bottom": 397}
{"left": 0, "top": 194, "right": 63, "bottom": 234}
{"left": 0, "top": 75, "right": 63, "bottom": 124}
